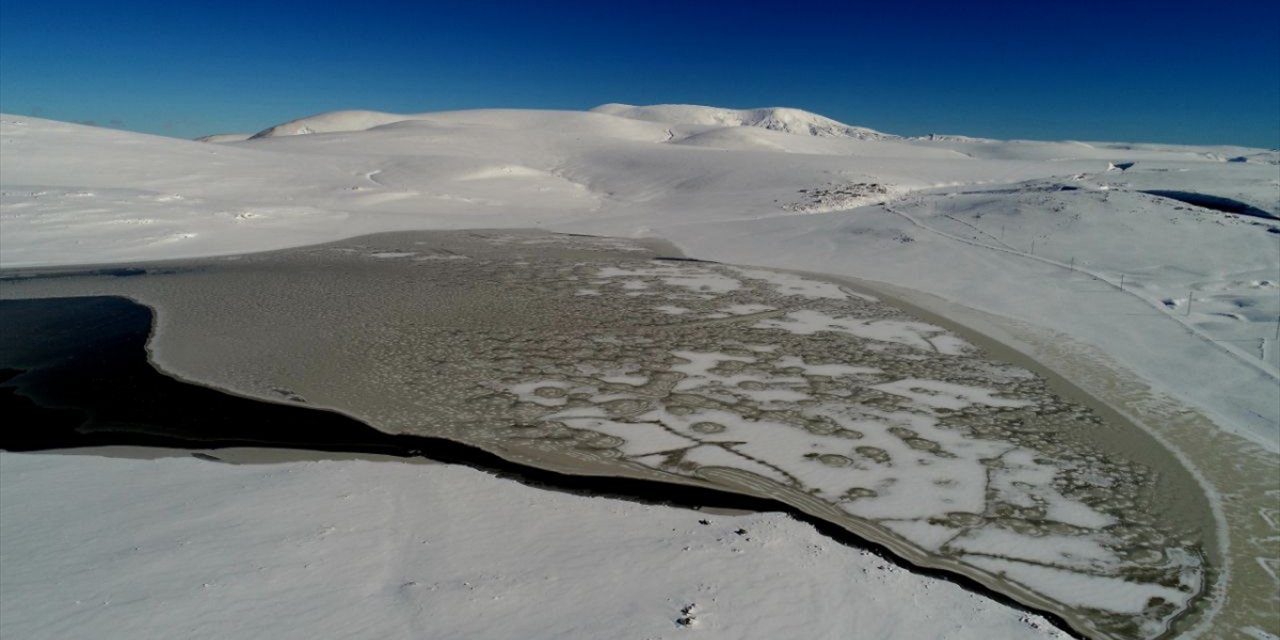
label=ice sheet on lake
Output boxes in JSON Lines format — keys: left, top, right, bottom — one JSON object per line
{"left": 756, "top": 310, "right": 975, "bottom": 355}
{"left": 479, "top": 257, "right": 1205, "bottom": 639}
{"left": 597, "top": 264, "right": 742, "bottom": 295}
{"left": 730, "top": 266, "right": 877, "bottom": 301}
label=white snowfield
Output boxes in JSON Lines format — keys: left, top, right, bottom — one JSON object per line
{"left": 0, "top": 450, "right": 1067, "bottom": 640}
{"left": 0, "top": 104, "right": 1277, "bottom": 638}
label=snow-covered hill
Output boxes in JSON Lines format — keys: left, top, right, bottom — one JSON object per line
{"left": 195, "top": 132, "right": 253, "bottom": 143}
{"left": 592, "top": 103, "right": 893, "bottom": 139}
{"left": 249, "top": 109, "right": 421, "bottom": 138}
{"left": 243, "top": 103, "right": 898, "bottom": 145}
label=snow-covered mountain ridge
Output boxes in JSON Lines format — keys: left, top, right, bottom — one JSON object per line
{"left": 244, "top": 103, "right": 893, "bottom": 141}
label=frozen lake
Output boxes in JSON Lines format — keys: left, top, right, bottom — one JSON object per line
{"left": 1, "top": 229, "right": 1237, "bottom": 639}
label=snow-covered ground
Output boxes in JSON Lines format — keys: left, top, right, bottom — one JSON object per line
{"left": 1, "top": 105, "right": 1277, "bottom": 638}
{"left": 0, "top": 449, "right": 1066, "bottom": 640}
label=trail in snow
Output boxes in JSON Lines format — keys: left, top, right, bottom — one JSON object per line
{"left": 880, "top": 200, "right": 1280, "bottom": 381}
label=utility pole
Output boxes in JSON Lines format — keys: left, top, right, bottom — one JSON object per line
{"left": 1119, "top": 274, "right": 1125, "bottom": 290}
{"left": 1186, "top": 290, "right": 1193, "bottom": 316}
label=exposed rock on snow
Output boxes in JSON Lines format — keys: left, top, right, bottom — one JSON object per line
{"left": 783, "top": 182, "right": 902, "bottom": 213}
{"left": 908, "top": 133, "right": 1000, "bottom": 143}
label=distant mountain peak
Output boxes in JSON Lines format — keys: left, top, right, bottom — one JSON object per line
{"left": 248, "top": 110, "right": 412, "bottom": 139}
{"left": 591, "top": 103, "right": 891, "bottom": 140}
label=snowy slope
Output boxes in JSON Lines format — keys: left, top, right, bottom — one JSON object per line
{"left": 0, "top": 450, "right": 1066, "bottom": 640}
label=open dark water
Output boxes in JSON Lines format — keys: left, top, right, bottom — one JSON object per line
{"left": 0, "top": 294, "right": 839, "bottom": 511}
{"left": 0, "top": 296, "right": 798, "bottom": 505}
{"left": 1, "top": 295, "right": 441, "bottom": 453}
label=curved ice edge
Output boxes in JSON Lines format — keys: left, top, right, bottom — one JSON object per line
{"left": 0, "top": 293, "right": 1089, "bottom": 638}
{"left": 779, "top": 268, "right": 1234, "bottom": 640}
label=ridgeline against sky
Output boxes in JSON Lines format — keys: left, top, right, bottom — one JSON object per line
{"left": 1, "top": 0, "right": 1277, "bottom": 147}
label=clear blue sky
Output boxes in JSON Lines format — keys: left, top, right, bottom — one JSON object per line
{"left": 2, "top": 0, "right": 1277, "bottom": 147}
